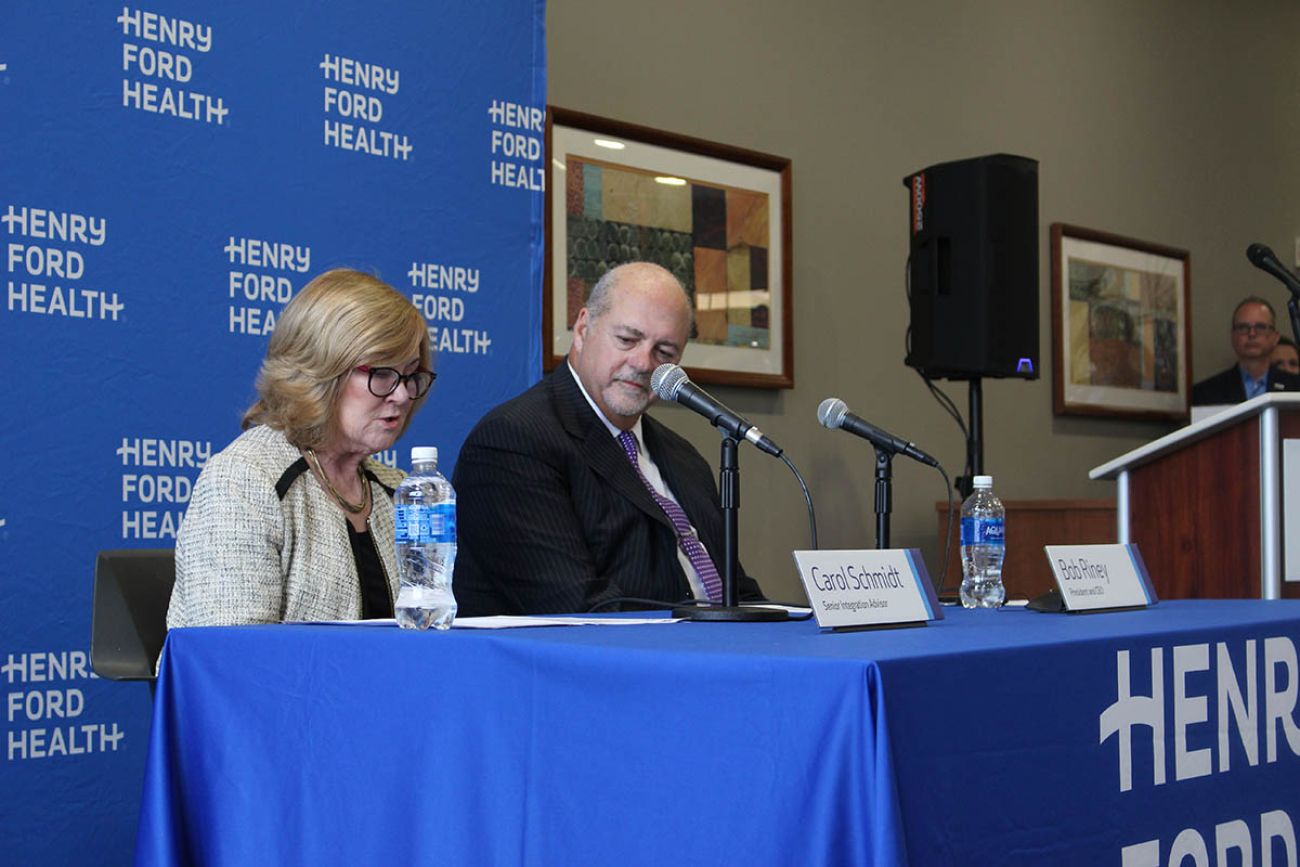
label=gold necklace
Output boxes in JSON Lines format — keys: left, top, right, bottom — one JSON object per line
{"left": 304, "top": 448, "right": 371, "bottom": 514}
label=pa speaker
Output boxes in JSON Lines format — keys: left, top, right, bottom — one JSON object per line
{"left": 903, "top": 153, "right": 1039, "bottom": 380}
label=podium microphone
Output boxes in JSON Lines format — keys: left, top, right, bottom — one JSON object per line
{"left": 1247, "top": 243, "right": 1300, "bottom": 295}
{"left": 651, "top": 364, "right": 783, "bottom": 456}
{"left": 817, "top": 397, "right": 939, "bottom": 467}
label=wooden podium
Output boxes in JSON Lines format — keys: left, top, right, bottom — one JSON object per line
{"left": 1090, "top": 393, "right": 1300, "bottom": 600}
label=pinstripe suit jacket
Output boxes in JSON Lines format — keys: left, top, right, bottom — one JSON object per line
{"left": 452, "top": 366, "right": 763, "bottom": 615}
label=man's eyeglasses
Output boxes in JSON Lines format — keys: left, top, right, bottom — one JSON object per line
{"left": 1232, "top": 323, "right": 1276, "bottom": 336}
{"left": 355, "top": 365, "right": 436, "bottom": 398}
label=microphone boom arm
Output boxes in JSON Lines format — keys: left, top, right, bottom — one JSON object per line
{"left": 1289, "top": 296, "right": 1300, "bottom": 358}
{"left": 1245, "top": 243, "right": 1300, "bottom": 347}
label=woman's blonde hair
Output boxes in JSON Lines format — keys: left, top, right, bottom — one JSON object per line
{"left": 242, "top": 269, "right": 431, "bottom": 448}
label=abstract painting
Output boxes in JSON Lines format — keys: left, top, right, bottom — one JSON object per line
{"left": 546, "top": 108, "right": 792, "bottom": 388}
{"left": 1052, "top": 224, "right": 1191, "bottom": 420}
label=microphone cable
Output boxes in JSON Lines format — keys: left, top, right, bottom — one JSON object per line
{"left": 587, "top": 596, "right": 815, "bottom": 620}
{"left": 586, "top": 596, "right": 691, "bottom": 613}
{"left": 674, "top": 598, "right": 815, "bottom": 621}
{"left": 933, "top": 461, "right": 958, "bottom": 598}
{"left": 779, "top": 450, "right": 818, "bottom": 551}
{"left": 905, "top": 253, "right": 972, "bottom": 482}
{"left": 903, "top": 253, "right": 972, "bottom": 598}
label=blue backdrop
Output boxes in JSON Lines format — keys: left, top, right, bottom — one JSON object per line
{"left": 0, "top": 2, "right": 545, "bottom": 862}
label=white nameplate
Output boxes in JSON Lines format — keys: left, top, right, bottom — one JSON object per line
{"left": 793, "top": 549, "right": 942, "bottom": 630}
{"left": 1044, "top": 544, "right": 1157, "bottom": 612}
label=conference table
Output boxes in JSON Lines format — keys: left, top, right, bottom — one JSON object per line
{"left": 135, "top": 601, "right": 1300, "bottom": 865}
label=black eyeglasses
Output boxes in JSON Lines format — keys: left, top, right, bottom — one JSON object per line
{"left": 355, "top": 365, "right": 436, "bottom": 398}
{"left": 1232, "top": 323, "right": 1276, "bottom": 336}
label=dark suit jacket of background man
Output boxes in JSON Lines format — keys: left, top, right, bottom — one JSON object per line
{"left": 452, "top": 365, "right": 764, "bottom": 616}
{"left": 1190, "top": 366, "right": 1300, "bottom": 406}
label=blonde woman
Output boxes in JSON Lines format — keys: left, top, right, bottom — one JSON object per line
{"left": 167, "top": 269, "right": 433, "bottom": 627}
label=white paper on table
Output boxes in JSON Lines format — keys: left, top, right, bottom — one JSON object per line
{"left": 305, "top": 605, "right": 809, "bottom": 628}
{"left": 295, "top": 615, "right": 683, "bottom": 628}
{"left": 459, "top": 605, "right": 812, "bottom": 627}
{"left": 453, "top": 615, "right": 681, "bottom": 629}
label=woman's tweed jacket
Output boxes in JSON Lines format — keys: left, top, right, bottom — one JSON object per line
{"left": 167, "top": 425, "right": 406, "bottom": 628}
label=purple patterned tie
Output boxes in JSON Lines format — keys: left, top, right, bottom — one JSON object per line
{"left": 617, "top": 430, "right": 723, "bottom": 603}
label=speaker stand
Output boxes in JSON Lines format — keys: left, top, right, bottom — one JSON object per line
{"left": 957, "top": 377, "right": 984, "bottom": 499}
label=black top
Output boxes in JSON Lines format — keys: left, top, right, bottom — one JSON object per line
{"left": 347, "top": 523, "right": 394, "bottom": 619}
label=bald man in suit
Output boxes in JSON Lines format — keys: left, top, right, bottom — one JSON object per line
{"left": 452, "top": 263, "right": 763, "bottom": 615}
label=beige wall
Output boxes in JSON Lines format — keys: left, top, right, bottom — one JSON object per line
{"left": 548, "top": 0, "right": 1300, "bottom": 602}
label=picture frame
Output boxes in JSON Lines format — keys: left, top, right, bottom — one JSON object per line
{"left": 1051, "top": 223, "right": 1192, "bottom": 421}
{"left": 545, "top": 107, "right": 793, "bottom": 388}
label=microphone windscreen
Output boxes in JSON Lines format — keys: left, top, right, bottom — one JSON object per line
{"left": 651, "top": 363, "right": 688, "bottom": 400}
{"left": 817, "top": 397, "right": 848, "bottom": 430}
{"left": 1247, "top": 243, "right": 1273, "bottom": 266}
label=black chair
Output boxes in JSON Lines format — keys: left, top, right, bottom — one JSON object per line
{"left": 91, "top": 549, "right": 175, "bottom": 684}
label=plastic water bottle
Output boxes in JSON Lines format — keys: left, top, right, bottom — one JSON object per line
{"left": 394, "top": 447, "right": 458, "bottom": 630}
{"left": 960, "top": 474, "right": 1006, "bottom": 608}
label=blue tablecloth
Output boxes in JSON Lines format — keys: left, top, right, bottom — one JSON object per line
{"left": 135, "top": 601, "right": 1300, "bottom": 865}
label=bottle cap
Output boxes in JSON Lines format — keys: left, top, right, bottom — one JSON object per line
{"left": 973, "top": 475, "right": 993, "bottom": 488}
{"left": 411, "top": 446, "right": 438, "bottom": 464}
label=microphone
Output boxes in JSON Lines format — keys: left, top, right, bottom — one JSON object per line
{"left": 817, "top": 397, "right": 939, "bottom": 467}
{"left": 651, "top": 364, "right": 783, "bottom": 456}
{"left": 1247, "top": 243, "right": 1300, "bottom": 295}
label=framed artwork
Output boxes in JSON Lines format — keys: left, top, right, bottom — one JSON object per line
{"left": 545, "top": 107, "right": 793, "bottom": 388}
{"left": 1051, "top": 223, "right": 1191, "bottom": 420}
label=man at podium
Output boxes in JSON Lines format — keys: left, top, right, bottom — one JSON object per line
{"left": 1191, "top": 296, "right": 1300, "bottom": 405}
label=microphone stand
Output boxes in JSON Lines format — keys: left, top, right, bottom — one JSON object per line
{"left": 1289, "top": 296, "right": 1300, "bottom": 349}
{"left": 874, "top": 448, "right": 893, "bottom": 549}
{"left": 672, "top": 430, "right": 789, "bottom": 622}
{"left": 721, "top": 433, "right": 739, "bottom": 607}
